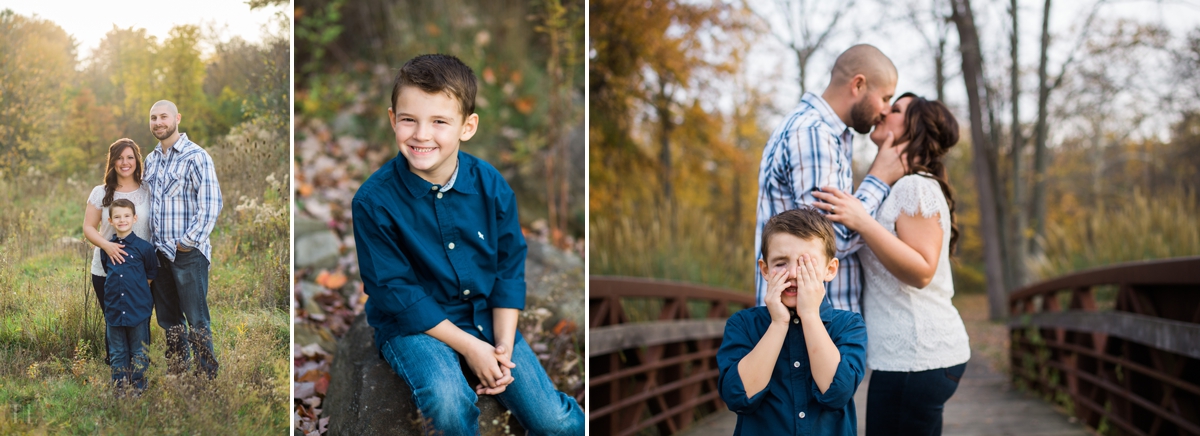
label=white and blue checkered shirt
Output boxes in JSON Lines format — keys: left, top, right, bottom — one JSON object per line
{"left": 144, "top": 133, "right": 223, "bottom": 263}
{"left": 754, "top": 92, "right": 891, "bottom": 313}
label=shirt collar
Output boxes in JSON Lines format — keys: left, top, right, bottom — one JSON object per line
{"left": 801, "top": 92, "right": 850, "bottom": 137}
{"left": 155, "top": 132, "right": 192, "bottom": 155}
{"left": 396, "top": 151, "right": 478, "bottom": 198}
{"left": 108, "top": 232, "right": 140, "bottom": 245}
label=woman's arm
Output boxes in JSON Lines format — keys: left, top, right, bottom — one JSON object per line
{"left": 856, "top": 213, "right": 942, "bottom": 288}
{"left": 813, "top": 186, "right": 942, "bottom": 288}
{"left": 83, "top": 202, "right": 127, "bottom": 264}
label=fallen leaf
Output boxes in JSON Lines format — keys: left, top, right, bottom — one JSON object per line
{"left": 314, "top": 270, "right": 331, "bottom": 287}
{"left": 552, "top": 319, "right": 577, "bottom": 335}
{"left": 325, "top": 272, "right": 348, "bottom": 289}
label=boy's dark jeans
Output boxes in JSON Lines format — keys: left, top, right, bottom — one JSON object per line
{"left": 866, "top": 362, "right": 968, "bottom": 436}
{"left": 107, "top": 319, "right": 150, "bottom": 392}
{"left": 151, "top": 248, "right": 218, "bottom": 379}
{"left": 91, "top": 274, "right": 111, "bottom": 366}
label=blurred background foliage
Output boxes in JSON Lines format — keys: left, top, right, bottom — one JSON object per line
{"left": 0, "top": 7, "right": 289, "bottom": 185}
{"left": 589, "top": 0, "right": 1200, "bottom": 298}
{"left": 294, "top": 0, "right": 586, "bottom": 246}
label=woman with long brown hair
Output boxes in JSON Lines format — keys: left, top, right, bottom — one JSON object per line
{"left": 82, "top": 138, "right": 152, "bottom": 365}
{"left": 812, "top": 93, "right": 971, "bottom": 435}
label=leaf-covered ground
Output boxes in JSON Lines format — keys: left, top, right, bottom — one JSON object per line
{"left": 292, "top": 111, "right": 584, "bottom": 436}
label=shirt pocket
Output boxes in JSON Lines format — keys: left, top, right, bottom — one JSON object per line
{"left": 164, "top": 172, "right": 186, "bottom": 198}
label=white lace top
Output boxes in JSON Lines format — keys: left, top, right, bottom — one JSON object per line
{"left": 859, "top": 174, "right": 970, "bottom": 372}
{"left": 87, "top": 185, "right": 152, "bottom": 277}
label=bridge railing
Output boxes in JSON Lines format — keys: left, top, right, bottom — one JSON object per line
{"left": 1009, "top": 256, "right": 1200, "bottom": 436}
{"left": 589, "top": 277, "right": 754, "bottom": 436}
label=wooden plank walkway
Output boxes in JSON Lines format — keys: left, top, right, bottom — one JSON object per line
{"left": 678, "top": 353, "right": 1089, "bottom": 436}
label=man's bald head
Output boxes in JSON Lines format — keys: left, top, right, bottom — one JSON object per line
{"left": 150, "top": 100, "right": 179, "bottom": 116}
{"left": 149, "top": 100, "right": 182, "bottom": 142}
{"left": 829, "top": 44, "right": 897, "bottom": 90}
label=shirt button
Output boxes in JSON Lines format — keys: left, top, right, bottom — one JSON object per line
{"left": 463, "top": 289, "right": 470, "bottom": 295}
{"left": 448, "top": 242, "right": 455, "bottom": 250}
{"left": 799, "top": 412, "right": 806, "bottom": 419}
{"left": 437, "top": 192, "right": 443, "bottom": 199}
{"left": 793, "top": 318, "right": 799, "bottom": 324}
{"left": 477, "top": 325, "right": 483, "bottom": 331}
{"left": 794, "top": 361, "right": 800, "bottom": 368}
{"left": 430, "top": 186, "right": 438, "bottom": 191}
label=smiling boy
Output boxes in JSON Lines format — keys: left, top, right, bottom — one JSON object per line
{"left": 99, "top": 198, "right": 158, "bottom": 395}
{"left": 351, "top": 54, "right": 583, "bottom": 435}
{"left": 718, "top": 207, "right": 868, "bottom": 435}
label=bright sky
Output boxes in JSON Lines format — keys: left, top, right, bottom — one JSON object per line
{"left": 0, "top": 0, "right": 287, "bottom": 59}
{"left": 740, "top": 0, "right": 1200, "bottom": 152}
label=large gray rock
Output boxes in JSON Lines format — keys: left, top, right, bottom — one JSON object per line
{"left": 324, "top": 314, "right": 524, "bottom": 436}
{"left": 296, "top": 231, "right": 341, "bottom": 270}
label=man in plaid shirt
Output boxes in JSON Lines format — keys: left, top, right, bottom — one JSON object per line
{"left": 144, "top": 100, "right": 223, "bottom": 378}
{"left": 754, "top": 45, "right": 906, "bottom": 313}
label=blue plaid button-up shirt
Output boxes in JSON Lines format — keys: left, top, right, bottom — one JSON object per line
{"left": 755, "top": 92, "right": 891, "bottom": 313}
{"left": 144, "top": 133, "right": 223, "bottom": 262}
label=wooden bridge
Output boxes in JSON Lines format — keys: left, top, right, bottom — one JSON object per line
{"left": 589, "top": 256, "right": 1200, "bottom": 436}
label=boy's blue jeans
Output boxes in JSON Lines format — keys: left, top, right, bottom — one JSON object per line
{"left": 151, "top": 249, "right": 218, "bottom": 378}
{"left": 382, "top": 333, "right": 584, "bottom": 436}
{"left": 107, "top": 320, "right": 150, "bottom": 391}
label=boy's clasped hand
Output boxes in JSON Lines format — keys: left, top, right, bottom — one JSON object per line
{"left": 465, "top": 339, "right": 517, "bottom": 395}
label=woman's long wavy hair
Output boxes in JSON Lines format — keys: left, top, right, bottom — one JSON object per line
{"left": 103, "top": 138, "right": 143, "bottom": 208}
{"left": 895, "top": 92, "right": 960, "bottom": 254}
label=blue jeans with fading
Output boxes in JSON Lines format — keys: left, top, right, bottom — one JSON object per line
{"left": 381, "top": 333, "right": 584, "bottom": 436}
{"left": 151, "top": 248, "right": 218, "bottom": 378}
{"left": 107, "top": 319, "right": 150, "bottom": 391}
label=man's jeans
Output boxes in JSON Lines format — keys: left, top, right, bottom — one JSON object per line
{"left": 382, "top": 333, "right": 584, "bottom": 436}
{"left": 107, "top": 319, "right": 150, "bottom": 391}
{"left": 152, "top": 248, "right": 218, "bottom": 378}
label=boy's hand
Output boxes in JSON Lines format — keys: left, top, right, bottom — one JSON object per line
{"left": 463, "top": 338, "right": 508, "bottom": 392}
{"left": 475, "top": 343, "right": 517, "bottom": 395}
{"left": 795, "top": 255, "right": 826, "bottom": 320}
{"left": 765, "top": 266, "right": 793, "bottom": 326}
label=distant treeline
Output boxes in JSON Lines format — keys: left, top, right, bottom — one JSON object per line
{"left": 0, "top": 7, "right": 289, "bottom": 177}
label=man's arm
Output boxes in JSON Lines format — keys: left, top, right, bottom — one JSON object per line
{"left": 786, "top": 127, "right": 896, "bottom": 258}
{"left": 180, "top": 153, "right": 223, "bottom": 249}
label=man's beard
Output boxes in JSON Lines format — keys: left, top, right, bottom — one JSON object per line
{"left": 153, "top": 124, "right": 177, "bottom": 141}
{"left": 849, "top": 98, "right": 880, "bottom": 134}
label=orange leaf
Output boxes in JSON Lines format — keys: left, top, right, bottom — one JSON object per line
{"left": 298, "top": 369, "right": 328, "bottom": 383}
{"left": 552, "top": 319, "right": 577, "bottom": 335}
{"left": 314, "top": 270, "right": 331, "bottom": 287}
{"left": 514, "top": 98, "right": 534, "bottom": 115}
{"left": 298, "top": 182, "right": 314, "bottom": 197}
{"left": 325, "top": 272, "right": 348, "bottom": 289}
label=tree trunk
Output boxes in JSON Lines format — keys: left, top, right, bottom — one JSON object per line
{"left": 1008, "top": 0, "right": 1028, "bottom": 289}
{"left": 951, "top": 0, "right": 1009, "bottom": 320}
{"left": 656, "top": 80, "right": 675, "bottom": 209}
{"left": 935, "top": 37, "right": 947, "bottom": 103}
{"left": 1030, "top": 0, "right": 1053, "bottom": 260}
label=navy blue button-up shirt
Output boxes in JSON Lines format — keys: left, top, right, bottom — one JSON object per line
{"left": 100, "top": 232, "right": 158, "bottom": 327}
{"left": 717, "top": 300, "right": 867, "bottom": 435}
{"left": 352, "top": 151, "right": 527, "bottom": 352}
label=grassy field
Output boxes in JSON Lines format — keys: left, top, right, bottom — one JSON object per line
{"left": 0, "top": 168, "right": 289, "bottom": 434}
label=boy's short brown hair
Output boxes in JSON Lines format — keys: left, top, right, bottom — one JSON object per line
{"left": 390, "top": 54, "right": 477, "bottom": 118}
{"left": 109, "top": 198, "right": 137, "bottom": 216}
{"left": 760, "top": 207, "right": 836, "bottom": 261}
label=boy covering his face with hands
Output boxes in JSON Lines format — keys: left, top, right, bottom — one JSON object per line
{"left": 717, "top": 207, "right": 868, "bottom": 435}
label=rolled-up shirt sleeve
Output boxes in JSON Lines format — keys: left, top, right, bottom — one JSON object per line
{"left": 811, "top": 312, "right": 867, "bottom": 410}
{"left": 353, "top": 197, "right": 448, "bottom": 336}
{"left": 487, "top": 185, "right": 526, "bottom": 310}
{"left": 717, "top": 312, "right": 771, "bottom": 414}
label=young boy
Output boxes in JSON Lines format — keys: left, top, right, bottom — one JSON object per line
{"left": 99, "top": 198, "right": 157, "bottom": 394}
{"left": 351, "top": 54, "right": 583, "bottom": 436}
{"left": 717, "top": 207, "right": 868, "bottom": 435}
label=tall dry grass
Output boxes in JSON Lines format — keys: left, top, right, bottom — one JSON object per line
{"left": 0, "top": 121, "right": 289, "bottom": 434}
{"left": 590, "top": 207, "right": 755, "bottom": 293}
{"left": 1035, "top": 188, "right": 1200, "bottom": 278}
